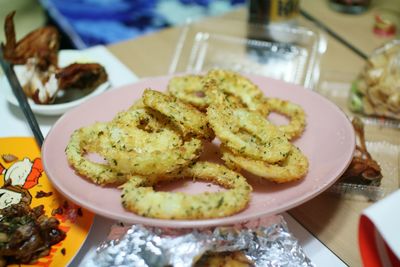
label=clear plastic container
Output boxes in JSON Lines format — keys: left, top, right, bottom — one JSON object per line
{"left": 329, "top": 140, "right": 400, "bottom": 201}
{"left": 169, "top": 18, "right": 326, "bottom": 89}
{"left": 349, "top": 40, "right": 400, "bottom": 123}
{"left": 317, "top": 71, "right": 400, "bottom": 201}
{"left": 318, "top": 70, "right": 400, "bottom": 128}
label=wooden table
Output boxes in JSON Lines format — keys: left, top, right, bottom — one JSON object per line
{"left": 106, "top": 2, "right": 399, "bottom": 266}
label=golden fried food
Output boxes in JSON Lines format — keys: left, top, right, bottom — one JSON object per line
{"left": 110, "top": 107, "right": 181, "bottom": 149}
{"left": 264, "top": 97, "right": 306, "bottom": 140}
{"left": 221, "top": 145, "right": 308, "bottom": 183}
{"left": 195, "top": 251, "right": 253, "bottom": 267}
{"left": 66, "top": 70, "right": 310, "bottom": 220}
{"left": 105, "top": 137, "right": 202, "bottom": 176}
{"left": 121, "top": 162, "right": 252, "bottom": 219}
{"left": 66, "top": 106, "right": 203, "bottom": 181}
{"left": 65, "top": 122, "right": 127, "bottom": 185}
{"left": 143, "top": 89, "right": 214, "bottom": 140}
{"left": 101, "top": 108, "right": 203, "bottom": 176}
{"left": 205, "top": 69, "right": 269, "bottom": 116}
{"left": 207, "top": 87, "right": 291, "bottom": 163}
{"left": 167, "top": 75, "right": 208, "bottom": 111}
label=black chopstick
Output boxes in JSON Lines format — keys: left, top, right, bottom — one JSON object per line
{"left": 300, "top": 9, "right": 368, "bottom": 60}
{"left": 0, "top": 49, "right": 44, "bottom": 147}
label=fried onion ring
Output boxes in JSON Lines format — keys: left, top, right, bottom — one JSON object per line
{"left": 143, "top": 89, "right": 214, "bottom": 140}
{"left": 207, "top": 87, "right": 291, "bottom": 163}
{"left": 98, "top": 108, "right": 203, "bottom": 175}
{"left": 65, "top": 122, "right": 127, "bottom": 185}
{"left": 167, "top": 75, "right": 208, "bottom": 111}
{"left": 206, "top": 69, "right": 269, "bottom": 116}
{"left": 104, "top": 137, "right": 202, "bottom": 176}
{"left": 264, "top": 97, "right": 306, "bottom": 140}
{"left": 221, "top": 145, "right": 309, "bottom": 183}
{"left": 121, "top": 161, "right": 252, "bottom": 219}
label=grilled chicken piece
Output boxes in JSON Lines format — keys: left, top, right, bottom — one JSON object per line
{"left": 2, "top": 11, "right": 59, "bottom": 71}
{"left": 57, "top": 63, "right": 108, "bottom": 91}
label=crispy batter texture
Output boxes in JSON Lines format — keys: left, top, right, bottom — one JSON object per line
{"left": 167, "top": 75, "right": 208, "bottom": 111}
{"left": 121, "top": 162, "right": 252, "bottom": 219}
{"left": 105, "top": 137, "right": 203, "bottom": 176}
{"left": 66, "top": 107, "right": 203, "bottom": 182}
{"left": 100, "top": 108, "right": 203, "bottom": 175}
{"left": 264, "top": 97, "right": 306, "bottom": 140}
{"left": 221, "top": 145, "right": 309, "bottom": 183}
{"left": 65, "top": 71, "right": 310, "bottom": 220}
{"left": 143, "top": 89, "right": 214, "bottom": 140}
{"left": 65, "top": 122, "right": 127, "bottom": 185}
{"left": 205, "top": 69, "right": 269, "bottom": 116}
{"left": 207, "top": 86, "right": 291, "bottom": 163}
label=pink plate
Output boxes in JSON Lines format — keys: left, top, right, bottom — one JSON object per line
{"left": 42, "top": 74, "right": 355, "bottom": 228}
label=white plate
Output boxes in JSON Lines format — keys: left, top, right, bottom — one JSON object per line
{"left": 2, "top": 50, "right": 110, "bottom": 116}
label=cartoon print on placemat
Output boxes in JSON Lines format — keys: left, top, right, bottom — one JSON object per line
{"left": 0, "top": 137, "right": 94, "bottom": 267}
{"left": 0, "top": 156, "right": 43, "bottom": 209}
{"left": 1, "top": 157, "right": 43, "bottom": 189}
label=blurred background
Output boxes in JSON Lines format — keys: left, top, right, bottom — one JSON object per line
{"left": 0, "top": 0, "right": 246, "bottom": 49}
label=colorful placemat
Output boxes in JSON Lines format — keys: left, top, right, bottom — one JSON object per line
{"left": 0, "top": 137, "right": 94, "bottom": 267}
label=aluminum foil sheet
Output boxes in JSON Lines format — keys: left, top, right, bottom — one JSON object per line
{"left": 88, "top": 215, "right": 314, "bottom": 267}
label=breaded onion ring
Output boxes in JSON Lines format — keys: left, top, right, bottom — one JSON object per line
{"left": 221, "top": 145, "right": 309, "bottom": 183}
{"left": 98, "top": 108, "right": 203, "bottom": 176}
{"left": 207, "top": 87, "right": 291, "bottom": 163}
{"left": 121, "top": 161, "right": 252, "bottom": 219}
{"left": 167, "top": 75, "right": 208, "bottom": 111}
{"left": 143, "top": 89, "right": 214, "bottom": 140}
{"left": 104, "top": 137, "right": 203, "bottom": 176}
{"left": 205, "top": 69, "right": 269, "bottom": 116}
{"left": 264, "top": 97, "right": 306, "bottom": 140}
{"left": 65, "top": 122, "right": 127, "bottom": 185}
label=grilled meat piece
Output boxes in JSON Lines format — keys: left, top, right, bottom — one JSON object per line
{"left": 57, "top": 63, "right": 108, "bottom": 91}
{"left": 0, "top": 197, "right": 66, "bottom": 265}
{"left": 339, "top": 117, "right": 382, "bottom": 186}
{"left": 2, "top": 11, "right": 59, "bottom": 71}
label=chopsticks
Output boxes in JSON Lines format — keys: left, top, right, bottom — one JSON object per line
{"left": 0, "top": 49, "right": 44, "bottom": 147}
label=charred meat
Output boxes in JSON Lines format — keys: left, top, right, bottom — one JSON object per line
{"left": 2, "top": 11, "right": 59, "bottom": 71}
{"left": 0, "top": 185, "right": 66, "bottom": 265}
{"left": 57, "top": 63, "right": 108, "bottom": 91}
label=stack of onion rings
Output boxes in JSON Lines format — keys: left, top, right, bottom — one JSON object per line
{"left": 65, "top": 69, "right": 309, "bottom": 220}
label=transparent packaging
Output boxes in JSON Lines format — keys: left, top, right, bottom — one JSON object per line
{"left": 318, "top": 70, "right": 400, "bottom": 128}
{"left": 169, "top": 18, "right": 326, "bottom": 89}
{"left": 317, "top": 71, "right": 400, "bottom": 201}
{"left": 348, "top": 39, "right": 400, "bottom": 123}
{"left": 329, "top": 141, "right": 400, "bottom": 201}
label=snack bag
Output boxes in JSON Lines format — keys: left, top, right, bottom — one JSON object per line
{"left": 349, "top": 40, "right": 400, "bottom": 120}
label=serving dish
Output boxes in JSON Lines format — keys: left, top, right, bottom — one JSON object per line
{"left": 1, "top": 49, "right": 110, "bottom": 116}
{"left": 42, "top": 74, "right": 355, "bottom": 228}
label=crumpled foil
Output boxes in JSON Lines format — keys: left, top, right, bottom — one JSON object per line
{"left": 88, "top": 215, "right": 314, "bottom": 267}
